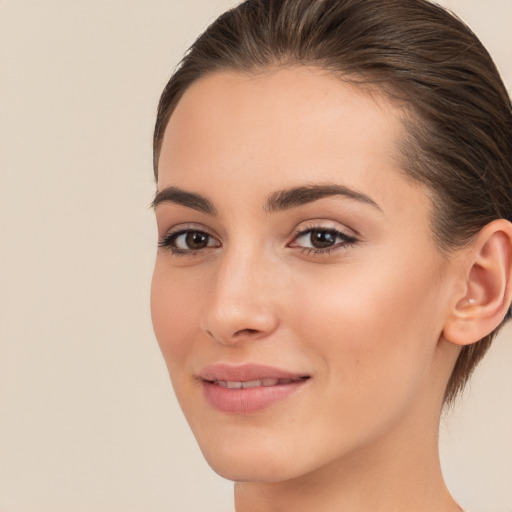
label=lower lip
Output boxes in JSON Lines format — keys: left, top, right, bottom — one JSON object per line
{"left": 202, "top": 380, "right": 308, "bottom": 414}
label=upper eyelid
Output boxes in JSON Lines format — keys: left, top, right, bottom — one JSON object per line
{"left": 291, "top": 220, "right": 359, "bottom": 239}
{"left": 159, "top": 222, "right": 218, "bottom": 238}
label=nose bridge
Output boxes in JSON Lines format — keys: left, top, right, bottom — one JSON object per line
{"left": 202, "top": 240, "right": 279, "bottom": 343}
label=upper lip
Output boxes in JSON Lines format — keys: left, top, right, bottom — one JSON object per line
{"left": 198, "top": 363, "right": 310, "bottom": 382}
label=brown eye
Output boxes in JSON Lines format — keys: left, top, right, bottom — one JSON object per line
{"left": 184, "top": 231, "right": 210, "bottom": 250}
{"left": 158, "top": 229, "right": 221, "bottom": 253}
{"left": 290, "top": 226, "right": 358, "bottom": 253}
{"left": 309, "top": 229, "right": 337, "bottom": 248}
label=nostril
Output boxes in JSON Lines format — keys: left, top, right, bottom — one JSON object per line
{"left": 234, "top": 328, "right": 259, "bottom": 336}
{"left": 202, "top": 307, "right": 279, "bottom": 344}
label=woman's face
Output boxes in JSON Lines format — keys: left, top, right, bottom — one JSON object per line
{"left": 151, "top": 68, "right": 460, "bottom": 482}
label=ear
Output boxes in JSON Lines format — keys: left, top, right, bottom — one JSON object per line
{"left": 443, "top": 219, "right": 512, "bottom": 346}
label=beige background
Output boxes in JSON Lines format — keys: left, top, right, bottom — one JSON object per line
{"left": 0, "top": 1, "right": 510, "bottom": 511}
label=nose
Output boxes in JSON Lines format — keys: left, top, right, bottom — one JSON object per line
{"left": 200, "top": 248, "right": 280, "bottom": 345}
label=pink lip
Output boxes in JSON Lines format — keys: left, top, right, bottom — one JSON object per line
{"left": 198, "top": 363, "right": 308, "bottom": 382}
{"left": 198, "top": 364, "right": 310, "bottom": 414}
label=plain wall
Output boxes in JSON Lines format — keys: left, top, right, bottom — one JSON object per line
{"left": 0, "top": 1, "right": 510, "bottom": 511}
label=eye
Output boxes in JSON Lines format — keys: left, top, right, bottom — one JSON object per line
{"left": 158, "top": 229, "right": 221, "bottom": 255}
{"left": 289, "top": 226, "right": 357, "bottom": 253}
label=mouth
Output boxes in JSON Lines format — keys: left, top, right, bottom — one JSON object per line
{"left": 209, "top": 376, "right": 309, "bottom": 389}
{"left": 198, "top": 364, "right": 311, "bottom": 414}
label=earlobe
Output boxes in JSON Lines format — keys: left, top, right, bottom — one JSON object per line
{"left": 443, "top": 219, "right": 512, "bottom": 346}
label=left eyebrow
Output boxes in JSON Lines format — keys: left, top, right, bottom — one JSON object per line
{"left": 264, "top": 184, "right": 382, "bottom": 212}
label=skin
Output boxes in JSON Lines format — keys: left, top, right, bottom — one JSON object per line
{"left": 151, "top": 67, "right": 472, "bottom": 511}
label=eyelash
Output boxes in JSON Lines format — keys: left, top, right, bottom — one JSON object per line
{"left": 157, "top": 226, "right": 218, "bottom": 256}
{"left": 157, "top": 224, "right": 358, "bottom": 257}
{"left": 289, "top": 224, "right": 358, "bottom": 256}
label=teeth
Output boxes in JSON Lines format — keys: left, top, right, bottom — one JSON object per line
{"left": 215, "top": 377, "right": 305, "bottom": 388}
{"left": 240, "top": 379, "right": 259, "bottom": 388}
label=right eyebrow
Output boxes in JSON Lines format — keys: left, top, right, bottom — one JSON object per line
{"left": 151, "top": 186, "right": 217, "bottom": 215}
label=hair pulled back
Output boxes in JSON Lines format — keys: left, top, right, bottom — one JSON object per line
{"left": 153, "top": 0, "right": 512, "bottom": 404}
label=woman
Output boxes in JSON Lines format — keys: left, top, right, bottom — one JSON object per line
{"left": 150, "top": 0, "right": 512, "bottom": 510}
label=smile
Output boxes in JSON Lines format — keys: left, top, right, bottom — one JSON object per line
{"left": 198, "top": 364, "right": 311, "bottom": 414}
{"left": 214, "top": 377, "right": 305, "bottom": 389}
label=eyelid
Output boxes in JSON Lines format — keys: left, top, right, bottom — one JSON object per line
{"left": 290, "top": 219, "right": 359, "bottom": 240}
{"left": 288, "top": 221, "right": 359, "bottom": 254}
{"left": 158, "top": 222, "right": 218, "bottom": 239}
{"left": 157, "top": 223, "right": 221, "bottom": 255}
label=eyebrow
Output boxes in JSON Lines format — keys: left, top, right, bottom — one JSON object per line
{"left": 264, "top": 184, "right": 381, "bottom": 212}
{"left": 151, "top": 183, "right": 381, "bottom": 215}
{"left": 151, "top": 186, "right": 217, "bottom": 215}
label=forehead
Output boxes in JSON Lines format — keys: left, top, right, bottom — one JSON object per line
{"left": 158, "top": 67, "right": 421, "bottom": 214}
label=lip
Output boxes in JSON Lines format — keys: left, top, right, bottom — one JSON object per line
{"left": 198, "top": 363, "right": 311, "bottom": 414}
{"left": 198, "top": 363, "right": 309, "bottom": 382}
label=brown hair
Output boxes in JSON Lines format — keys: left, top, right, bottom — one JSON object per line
{"left": 153, "top": 0, "right": 512, "bottom": 404}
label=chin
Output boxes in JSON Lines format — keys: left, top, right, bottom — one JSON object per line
{"left": 194, "top": 428, "right": 312, "bottom": 483}
{"left": 204, "top": 452, "right": 304, "bottom": 484}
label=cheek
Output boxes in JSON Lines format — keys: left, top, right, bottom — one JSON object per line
{"left": 288, "top": 254, "right": 445, "bottom": 402}
{"left": 150, "top": 261, "right": 204, "bottom": 371}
